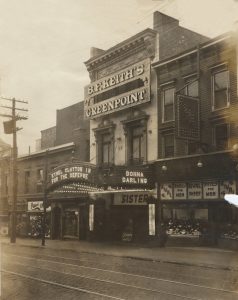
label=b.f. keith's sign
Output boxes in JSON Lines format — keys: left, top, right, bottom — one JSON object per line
{"left": 84, "top": 59, "right": 150, "bottom": 119}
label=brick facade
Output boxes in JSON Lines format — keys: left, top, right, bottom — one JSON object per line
{"left": 155, "top": 34, "right": 238, "bottom": 158}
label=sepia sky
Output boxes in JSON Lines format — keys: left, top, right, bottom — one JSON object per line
{"left": 0, "top": 0, "right": 238, "bottom": 154}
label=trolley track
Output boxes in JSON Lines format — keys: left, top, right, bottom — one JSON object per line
{"left": 3, "top": 246, "right": 238, "bottom": 290}
{"left": 2, "top": 252, "right": 238, "bottom": 300}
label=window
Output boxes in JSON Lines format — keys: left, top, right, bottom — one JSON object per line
{"left": 37, "top": 169, "right": 43, "bottom": 181}
{"left": 163, "top": 134, "right": 174, "bottom": 158}
{"left": 214, "top": 123, "right": 229, "bottom": 151}
{"left": 94, "top": 122, "right": 115, "bottom": 166}
{"left": 24, "top": 171, "right": 30, "bottom": 194}
{"left": 184, "top": 78, "right": 198, "bottom": 98}
{"left": 101, "top": 133, "right": 113, "bottom": 165}
{"left": 122, "top": 116, "right": 147, "bottom": 165}
{"left": 212, "top": 69, "right": 229, "bottom": 110}
{"left": 130, "top": 126, "right": 144, "bottom": 164}
{"left": 187, "top": 142, "right": 198, "bottom": 155}
{"left": 162, "top": 87, "right": 175, "bottom": 122}
{"left": 36, "top": 169, "right": 43, "bottom": 193}
{"left": 5, "top": 174, "right": 8, "bottom": 195}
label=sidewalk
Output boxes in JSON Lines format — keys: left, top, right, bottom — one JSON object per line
{"left": 1, "top": 236, "right": 238, "bottom": 271}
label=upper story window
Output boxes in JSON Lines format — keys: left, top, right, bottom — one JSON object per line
{"left": 101, "top": 133, "right": 113, "bottom": 165}
{"left": 94, "top": 121, "right": 115, "bottom": 167}
{"left": 214, "top": 123, "right": 229, "bottom": 151}
{"left": 212, "top": 68, "right": 229, "bottom": 110}
{"left": 36, "top": 169, "right": 43, "bottom": 193}
{"left": 24, "top": 171, "right": 30, "bottom": 194}
{"left": 37, "top": 169, "right": 43, "bottom": 181}
{"left": 163, "top": 134, "right": 174, "bottom": 158}
{"left": 184, "top": 76, "right": 198, "bottom": 98}
{"left": 129, "top": 126, "right": 144, "bottom": 165}
{"left": 162, "top": 87, "right": 175, "bottom": 122}
{"left": 122, "top": 113, "right": 148, "bottom": 166}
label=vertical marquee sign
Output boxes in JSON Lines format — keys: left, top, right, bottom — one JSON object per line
{"left": 175, "top": 95, "right": 200, "bottom": 141}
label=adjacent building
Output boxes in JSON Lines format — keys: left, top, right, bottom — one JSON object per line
{"left": 15, "top": 101, "right": 92, "bottom": 239}
{"left": 153, "top": 30, "right": 238, "bottom": 245}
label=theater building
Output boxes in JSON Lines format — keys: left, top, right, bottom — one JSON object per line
{"left": 152, "top": 31, "right": 238, "bottom": 246}
{"left": 16, "top": 101, "right": 93, "bottom": 240}
{"left": 84, "top": 12, "right": 208, "bottom": 242}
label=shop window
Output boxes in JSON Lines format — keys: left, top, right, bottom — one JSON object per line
{"left": 163, "top": 134, "right": 174, "bottom": 158}
{"left": 162, "top": 87, "right": 175, "bottom": 122}
{"left": 24, "top": 171, "right": 30, "bottom": 194}
{"left": 212, "top": 69, "right": 229, "bottom": 110}
{"left": 214, "top": 123, "right": 229, "bottom": 151}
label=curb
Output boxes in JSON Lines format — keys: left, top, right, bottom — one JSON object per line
{"left": 2, "top": 240, "right": 238, "bottom": 272}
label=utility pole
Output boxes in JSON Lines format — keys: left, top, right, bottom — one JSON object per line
{"left": 0, "top": 96, "right": 28, "bottom": 243}
{"left": 41, "top": 149, "right": 49, "bottom": 246}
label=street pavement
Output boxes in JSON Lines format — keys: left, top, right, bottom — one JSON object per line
{"left": 1, "top": 237, "right": 238, "bottom": 299}
{"left": 0, "top": 236, "right": 237, "bottom": 270}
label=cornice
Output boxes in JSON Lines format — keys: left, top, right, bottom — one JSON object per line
{"left": 85, "top": 29, "right": 156, "bottom": 72}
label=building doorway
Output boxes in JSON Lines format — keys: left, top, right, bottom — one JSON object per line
{"left": 52, "top": 207, "right": 61, "bottom": 239}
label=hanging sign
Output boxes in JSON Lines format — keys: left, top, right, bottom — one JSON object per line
{"left": 188, "top": 182, "right": 202, "bottom": 200}
{"left": 220, "top": 180, "right": 236, "bottom": 198}
{"left": 27, "top": 201, "right": 51, "bottom": 212}
{"left": 174, "top": 183, "right": 187, "bottom": 200}
{"left": 203, "top": 181, "right": 219, "bottom": 199}
{"left": 175, "top": 95, "right": 200, "bottom": 141}
{"left": 160, "top": 183, "right": 173, "bottom": 200}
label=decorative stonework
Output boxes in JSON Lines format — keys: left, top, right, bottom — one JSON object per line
{"left": 85, "top": 29, "right": 156, "bottom": 80}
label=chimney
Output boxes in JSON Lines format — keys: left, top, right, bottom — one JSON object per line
{"left": 153, "top": 11, "right": 179, "bottom": 33}
{"left": 90, "top": 47, "right": 105, "bottom": 58}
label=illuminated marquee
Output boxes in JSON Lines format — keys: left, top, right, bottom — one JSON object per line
{"left": 84, "top": 59, "right": 150, "bottom": 119}
{"left": 50, "top": 163, "right": 93, "bottom": 185}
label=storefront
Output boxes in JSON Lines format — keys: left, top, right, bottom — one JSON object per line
{"left": 50, "top": 198, "right": 89, "bottom": 240}
{"left": 27, "top": 200, "right": 51, "bottom": 238}
{"left": 48, "top": 162, "right": 100, "bottom": 240}
{"left": 88, "top": 165, "right": 156, "bottom": 243}
{"left": 8, "top": 203, "right": 28, "bottom": 237}
{"left": 155, "top": 152, "right": 238, "bottom": 246}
